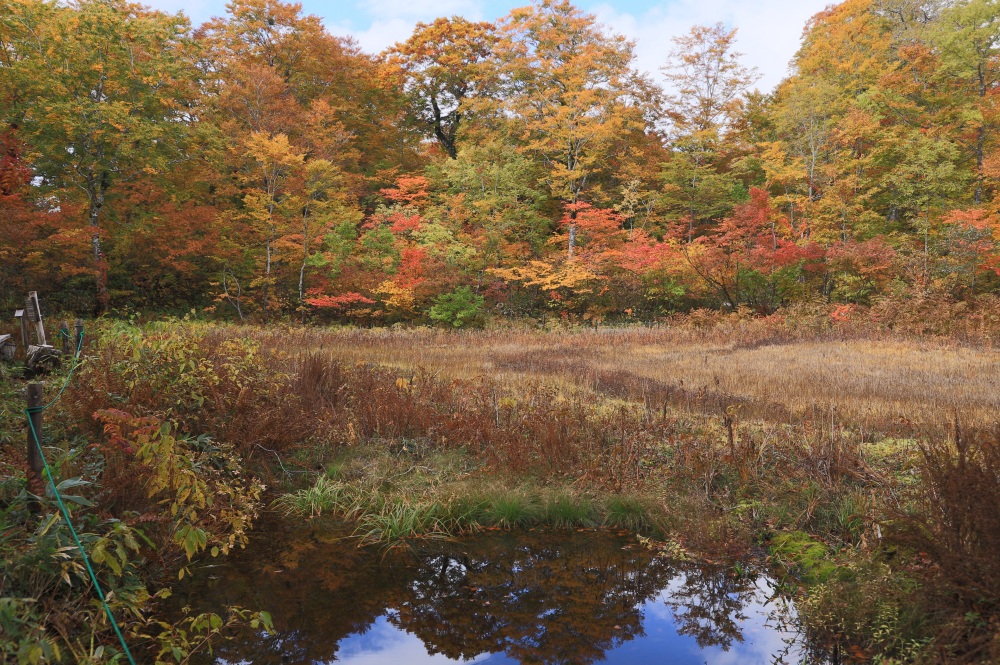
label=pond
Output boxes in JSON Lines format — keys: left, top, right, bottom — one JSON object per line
{"left": 168, "top": 524, "right": 817, "bottom": 664}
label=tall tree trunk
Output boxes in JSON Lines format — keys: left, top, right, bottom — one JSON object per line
{"left": 975, "top": 125, "right": 984, "bottom": 205}
{"left": 299, "top": 209, "right": 309, "bottom": 320}
{"left": 88, "top": 178, "right": 109, "bottom": 315}
{"left": 263, "top": 231, "right": 272, "bottom": 320}
{"left": 923, "top": 204, "right": 930, "bottom": 286}
{"left": 431, "top": 95, "right": 458, "bottom": 159}
{"left": 976, "top": 69, "right": 986, "bottom": 205}
{"left": 262, "top": 195, "right": 276, "bottom": 321}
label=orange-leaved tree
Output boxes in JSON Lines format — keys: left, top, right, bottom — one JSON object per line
{"left": 386, "top": 17, "right": 497, "bottom": 159}
{"left": 1, "top": 0, "right": 200, "bottom": 313}
{"left": 495, "top": 0, "right": 655, "bottom": 219}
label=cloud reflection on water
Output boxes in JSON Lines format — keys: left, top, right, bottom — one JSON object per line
{"left": 170, "top": 529, "right": 814, "bottom": 665}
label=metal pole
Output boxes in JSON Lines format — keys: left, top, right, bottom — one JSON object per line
{"left": 26, "top": 383, "right": 44, "bottom": 514}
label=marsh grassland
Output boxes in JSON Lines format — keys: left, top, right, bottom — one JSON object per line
{"left": 256, "top": 320, "right": 1000, "bottom": 664}
{"left": 2, "top": 315, "right": 999, "bottom": 663}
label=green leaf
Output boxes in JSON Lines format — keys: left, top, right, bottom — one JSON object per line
{"left": 60, "top": 494, "right": 95, "bottom": 507}
{"left": 55, "top": 477, "right": 93, "bottom": 492}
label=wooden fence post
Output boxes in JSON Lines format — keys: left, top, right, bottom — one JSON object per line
{"left": 17, "top": 310, "right": 29, "bottom": 359}
{"left": 60, "top": 321, "right": 70, "bottom": 356}
{"left": 26, "top": 383, "right": 44, "bottom": 514}
{"left": 74, "top": 319, "right": 84, "bottom": 353}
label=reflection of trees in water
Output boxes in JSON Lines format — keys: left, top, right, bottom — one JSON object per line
{"left": 164, "top": 529, "right": 413, "bottom": 664}
{"left": 664, "top": 568, "right": 810, "bottom": 660}
{"left": 395, "top": 532, "right": 678, "bottom": 664}
{"left": 662, "top": 565, "right": 754, "bottom": 649}
{"left": 166, "top": 526, "right": 790, "bottom": 664}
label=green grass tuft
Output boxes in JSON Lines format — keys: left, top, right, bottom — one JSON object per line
{"left": 602, "top": 495, "right": 651, "bottom": 532}
{"left": 357, "top": 500, "right": 450, "bottom": 543}
{"left": 543, "top": 492, "right": 596, "bottom": 528}
{"left": 484, "top": 491, "right": 542, "bottom": 529}
{"left": 274, "top": 476, "right": 349, "bottom": 518}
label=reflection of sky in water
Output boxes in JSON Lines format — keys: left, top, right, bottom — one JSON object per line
{"left": 327, "top": 616, "right": 503, "bottom": 664}
{"left": 319, "top": 575, "right": 805, "bottom": 665}
{"left": 626, "top": 577, "right": 804, "bottom": 665}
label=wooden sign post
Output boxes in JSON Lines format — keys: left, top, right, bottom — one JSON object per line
{"left": 14, "top": 309, "right": 28, "bottom": 358}
{"left": 0, "top": 335, "right": 14, "bottom": 362}
{"left": 19, "top": 292, "right": 60, "bottom": 372}
{"left": 25, "top": 292, "right": 47, "bottom": 347}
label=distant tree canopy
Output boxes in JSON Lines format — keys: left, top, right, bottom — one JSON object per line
{"left": 3, "top": 0, "right": 1000, "bottom": 321}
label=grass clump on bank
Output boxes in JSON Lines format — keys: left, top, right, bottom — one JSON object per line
{"left": 275, "top": 446, "right": 651, "bottom": 544}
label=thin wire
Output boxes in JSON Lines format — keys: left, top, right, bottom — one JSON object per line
{"left": 26, "top": 330, "right": 137, "bottom": 665}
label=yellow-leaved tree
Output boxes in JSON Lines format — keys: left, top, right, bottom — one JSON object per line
{"left": 495, "top": 0, "right": 655, "bottom": 257}
{"left": 239, "top": 132, "right": 305, "bottom": 316}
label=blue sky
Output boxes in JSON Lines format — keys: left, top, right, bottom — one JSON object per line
{"left": 149, "top": 0, "right": 833, "bottom": 92}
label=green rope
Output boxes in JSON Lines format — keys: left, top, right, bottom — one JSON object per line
{"left": 26, "top": 329, "right": 138, "bottom": 665}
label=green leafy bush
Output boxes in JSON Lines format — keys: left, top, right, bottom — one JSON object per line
{"left": 428, "top": 286, "right": 485, "bottom": 328}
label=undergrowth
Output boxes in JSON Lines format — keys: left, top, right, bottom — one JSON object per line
{"left": 1, "top": 318, "right": 998, "bottom": 663}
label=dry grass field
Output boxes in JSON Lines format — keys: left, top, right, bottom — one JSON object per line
{"left": 265, "top": 324, "right": 1000, "bottom": 435}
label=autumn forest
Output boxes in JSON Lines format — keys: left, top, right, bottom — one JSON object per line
{"left": 8, "top": 1, "right": 1000, "bottom": 663}
{"left": 3, "top": 0, "right": 1000, "bottom": 323}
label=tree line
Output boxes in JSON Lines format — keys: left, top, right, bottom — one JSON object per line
{"left": 2, "top": 0, "right": 999, "bottom": 324}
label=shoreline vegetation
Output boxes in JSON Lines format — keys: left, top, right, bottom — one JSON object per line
{"left": 1, "top": 310, "right": 999, "bottom": 663}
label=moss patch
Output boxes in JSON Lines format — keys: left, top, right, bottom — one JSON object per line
{"left": 770, "top": 531, "right": 840, "bottom": 584}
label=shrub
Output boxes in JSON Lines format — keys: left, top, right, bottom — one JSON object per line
{"left": 67, "top": 321, "right": 319, "bottom": 462}
{"left": 92, "top": 409, "right": 263, "bottom": 574}
{"left": 1, "top": 495, "right": 149, "bottom": 664}
{"left": 428, "top": 286, "right": 485, "bottom": 328}
{"left": 892, "top": 425, "right": 1000, "bottom": 661}
{"left": 904, "top": 427, "right": 1000, "bottom": 602}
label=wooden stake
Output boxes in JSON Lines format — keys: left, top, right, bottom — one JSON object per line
{"left": 74, "top": 319, "right": 84, "bottom": 353}
{"left": 60, "top": 321, "right": 70, "bottom": 356}
{"left": 16, "top": 310, "right": 29, "bottom": 359}
{"left": 26, "top": 383, "right": 44, "bottom": 514}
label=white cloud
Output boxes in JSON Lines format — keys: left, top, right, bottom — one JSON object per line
{"left": 324, "top": 0, "right": 827, "bottom": 90}
{"left": 591, "top": 0, "right": 831, "bottom": 93}
{"left": 148, "top": 0, "right": 829, "bottom": 89}
{"left": 325, "top": 0, "right": 487, "bottom": 53}
{"left": 359, "top": 0, "right": 484, "bottom": 21}
{"left": 643, "top": 575, "right": 808, "bottom": 665}
{"left": 327, "top": 17, "right": 424, "bottom": 53}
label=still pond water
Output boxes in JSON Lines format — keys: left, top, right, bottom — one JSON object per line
{"left": 169, "top": 525, "right": 815, "bottom": 664}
